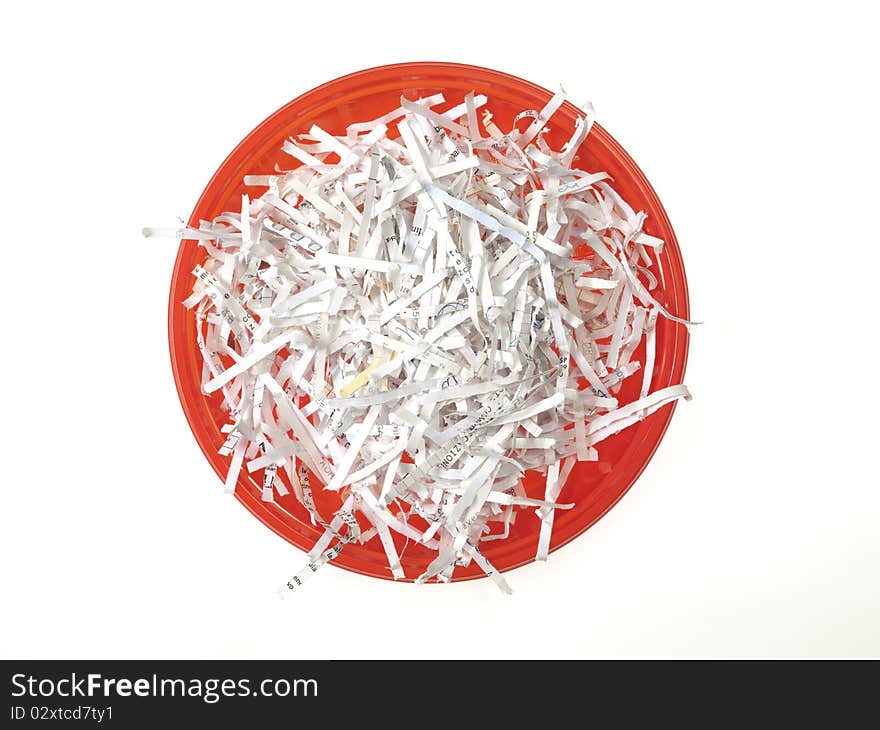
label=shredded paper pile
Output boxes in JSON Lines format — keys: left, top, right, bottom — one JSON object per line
{"left": 154, "top": 88, "right": 692, "bottom": 593}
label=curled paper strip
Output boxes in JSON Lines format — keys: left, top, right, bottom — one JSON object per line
{"left": 157, "top": 87, "right": 693, "bottom": 593}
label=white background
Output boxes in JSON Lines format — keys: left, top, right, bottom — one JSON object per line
{"left": 2, "top": 1, "right": 877, "bottom": 659}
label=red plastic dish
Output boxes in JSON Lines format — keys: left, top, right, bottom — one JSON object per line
{"left": 168, "top": 62, "right": 690, "bottom": 582}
